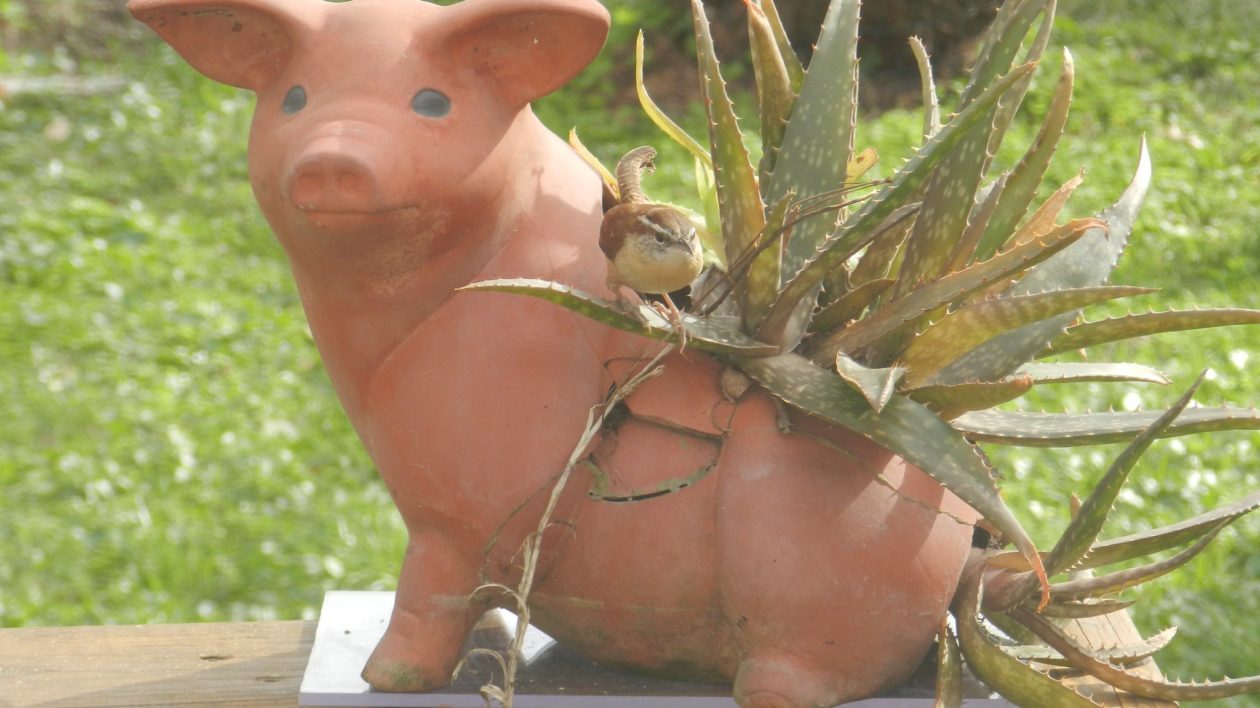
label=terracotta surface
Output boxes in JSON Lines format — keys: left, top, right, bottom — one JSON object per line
{"left": 129, "top": 1, "right": 978, "bottom": 705}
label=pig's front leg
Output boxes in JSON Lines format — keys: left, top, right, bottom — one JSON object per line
{"left": 362, "top": 532, "right": 481, "bottom": 692}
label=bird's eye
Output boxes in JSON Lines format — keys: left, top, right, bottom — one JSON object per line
{"left": 412, "top": 88, "right": 451, "bottom": 118}
{"left": 282, "top": 86, "right": 307, "bottom": 114}
{"left": 653, "top": 233, "right": 668, "bottom": 244}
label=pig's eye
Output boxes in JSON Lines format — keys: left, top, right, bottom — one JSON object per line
{"left": 282, "top": 86, "right": 307, "bottom": 115}
{"left": 412, "top": 89, "right": 451, "bottom": 118}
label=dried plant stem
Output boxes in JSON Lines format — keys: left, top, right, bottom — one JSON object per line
{"left": 461, "top": 343, "right": 676, "bottom": 707}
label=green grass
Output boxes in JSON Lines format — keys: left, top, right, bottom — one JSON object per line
{"left": 2, "top": 1, "right": 1258, "bottom": 703}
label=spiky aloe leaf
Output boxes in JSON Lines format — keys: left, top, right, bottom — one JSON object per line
{"left": 953, "top": 406, "right": 1260, "bottom": 446}
{"left": 1078, "top": 489, "right": 1260, "bottom": 570}
{"left": 910, "top": 36, "right": 942, "bottom": 141}
{"left": 954, "top": 574, "right": 1102, "bottom": 708}
{"left": 959, "top": 0, "right": 1051, "bottom": 109}
{"left": 635, "top": 31, "right": 710, "bottom": 170}
{"left": 691, "top": 0, "right": 769, "bottom": 329}
{"left": 946, "top": 173, "right": 1007, "bottom": 274}
{"left": 812, "top": 215, "right": 1091, "bottom": 364}
{"left": 976, "top": 51, "right": 1076, "bottom": 261}
{"left": 1043, "top": 377, "right": 1201, "bottom": 578}
{"left": 1001, "top": 626, "right": 1176, "bottom": 667}
{"left": 754, "top": 0, "right": 804, "bottom": 92}
{"left": 1011, "top": 606, "right": 1260, "bottom": 701}
{"left": 1051, "top": 523, "right": 1227, "bottom": 601}
{"left": 935, "top": 138, "right": 1152, "bottom": 383}
{"left": 902, "top": 285, "right": 1153, "bottom": 388}
{"left": 810, "top": 278, "right": 894, "bottom": 333}
{"left": 1014, "top": 362, "right": 1169, "bottom": 386}
{"left": 459, "top": 279, "right": 777, "bottom": 356}
{"left": 846, "top": 203, "right": 918, "bottom": 287}
{"left": 1042, "top": 308, "right": 1260, "bottom": 356}
{"left": 1040, "top": 598, "right": 1136, "bottom": 619}
{"left": 908, "top": 376, "right": 1033, "bottom": 420}
{"left": 935, "top": 620, "right": 963, "bottom": 708}
{"left": 764, "top": 0, "right": 858, "bottom": 259}
{"left": 834, "top": 353, "right": 904, "bottom": 413}
{"left": 737, "top": 352, "right": 1048, "bottom": 592}
{"left": 758, "top": 63, "right": 1037, "bottom": 347}
{"left": 745, "top": 0, "right": 796, "bottom": 179}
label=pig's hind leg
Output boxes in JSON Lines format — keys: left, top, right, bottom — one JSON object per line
{"left": 362, "top": 532, "right": 482, "bottom": 692}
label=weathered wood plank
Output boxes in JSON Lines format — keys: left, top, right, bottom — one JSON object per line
{"left": 0, "top": 620, "right": 314, "bottom": 707}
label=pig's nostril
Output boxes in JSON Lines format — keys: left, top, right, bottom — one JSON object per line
{"left": 288, "top": 155, "right": 381, "bottom": 212}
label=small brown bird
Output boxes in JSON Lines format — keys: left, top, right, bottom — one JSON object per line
{"left": 599, "top": 146, "right": 703, "bottom": 334}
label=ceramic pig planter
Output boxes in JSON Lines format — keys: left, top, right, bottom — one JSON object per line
{"left": 130, "top": 0, "right": 976, "bottom": 705}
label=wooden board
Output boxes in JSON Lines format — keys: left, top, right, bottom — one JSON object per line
{"left": 0, "top": 620, "right": 314, "bottom": 707}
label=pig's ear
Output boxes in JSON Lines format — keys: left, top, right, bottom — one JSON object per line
{"left": 439, "top": 0, "right": 610, "bottom": 108}
{"left": 129, "top": 0, "right": 317, "bottom": 91}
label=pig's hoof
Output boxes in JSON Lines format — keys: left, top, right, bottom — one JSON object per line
{"left": 360, "top": 656, "right": 446, "bottom": 693}
{"left": 733, "top": 656, "right": 840, "bottom": 708}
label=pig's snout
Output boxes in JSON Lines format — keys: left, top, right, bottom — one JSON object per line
{"left": 286, "top": 146, "right": 389, "bottom": 214}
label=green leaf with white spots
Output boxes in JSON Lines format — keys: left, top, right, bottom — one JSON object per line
{"left": 754, "top": 0, "right": 804, "bottom": 92}
{"left": 811, "top": 218, "right": 1093, "bottom": 365}
{"left": 1042, "top": 375, "right": 1202, "bottom": 578}
{"left": 1050, "top": 522, "right": 1226, "bottom": 601}
{"left": 459, "top": 278, "right": 777, "bottom": 356}
{"left": 834, "top": 353, "right": 904, "bottom": 413}
{"left": 757, "top": 63, "right": 1037, "bottom": 347}
{"left": 809, "top": 278, "right": 894, "bottom": 334}
{"left": 1014, "top": 362, "right": 1169, "bottom": 386}
{"left": 975, "top": 49, "right": 1075, "bottom": 262}
{"left": 1041, "top": 308, "right": 1260, "bottom": 356}
{"left": 952, "top": 406, "right": 1260, "bottom": 447}
{"left": 1078, "top": 489, "right": 1260, "bottom": 570}
{"left": 931, "top": 139, "right": 1152, "bottom": 383}
{"left": 907, "top": 376, "right": 1033, "bottom": 420}
{"left": 902, "top": 285, "right": 1154, "bottom": 388}
{"left": 746, "top": 0, "right": 796, "bottom": 180}
{"left": 691, "top": 0, "right": 768, "bottom": 326}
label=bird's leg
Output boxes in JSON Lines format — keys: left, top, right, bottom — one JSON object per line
{"left": 650, "top": 293, "right": 690, "bottom": 351}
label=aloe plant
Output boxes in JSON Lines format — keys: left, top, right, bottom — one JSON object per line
{"left": 466, "top": 0, "right": 1260, "bottom": 702}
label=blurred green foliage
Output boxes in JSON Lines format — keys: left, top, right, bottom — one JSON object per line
{"left": 0, "top": 0, "right": 1257, "bottom": 702}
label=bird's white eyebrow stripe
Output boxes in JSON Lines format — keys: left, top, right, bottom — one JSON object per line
{"left": 637, "top": 214, "right": 676, "bottom": 236}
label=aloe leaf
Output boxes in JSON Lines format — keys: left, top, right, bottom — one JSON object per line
{"left": 758, "top": 63, "right": 1037, "bottom": 347}
{"left": 846, "top": 203, "right": 918, "bottom": 288}
{"left": 1040, "top": 598, "right": 1136, "bottom": 619}
{"left": 755, "top": 0, "right": 804, "bottom": 92}
{"left": 945, "top": 173, "right": 1008, "bottom": 275}
{"left": 935, "top": 620, "right": 963, "bottom": 708}
{"left": 812, "top": 214, "right": 1091, "bottom": 365}
{"left": 1042, "top": 308, "right": 1260, "bottom": 356}
{"left": 738, "top": 353, "right": 1048, "bottom": 589}
{"left": 954, "top": 574, "right": 1101, "bottom": 708}
{"left": 810, "top": 278, "right": 894, "bottom": 334}
{"left": 567, "top": 129, "right": 619, "bottom": 201}
{"left": 1014, "top": 362, "right": 1169, "bottom": 386}
{"left": 1042, "top": 376, "right": 1202, "bottom": 580}
{"left": 692, "top": 0, "right": 769, "bottom": 327}
{"left": 834, "top": 353, "right": 904, "bottom": 414}
{"left": 1079, "top": 489, "right": 1260, "bottom": 569}
{"left": 764, "top": 0, "right": 858, "bottom": 259}
{"left": 959, "top": 0, "right": 1050, "bottom": 109}
{"left": 1054, "top": 522, "right": 1227, "bottom": 601}
{"left": 635, "top": 31, "right": 710, "bottom": 170}
{"left": 909, "top": 37, "right": 942, "bottom": 141}
{"left": 1011, "top": 605, "right": 1260, "bottom": 701}
{"left": 745, "top": 0, "right": 796, "bottom": 179}
{"left": 986, "top": 1, "right": 1057, "bottom": 159}
{"left": 459, "top": 278, "right": 777, "bottom": 356}
{"left": 935, "top": 138, "right": 1152, "bottom": 383}
{"left": 694, "top": 156, "right": 724, "bottom": 265}
{"left": 953, "top": 406, "right": 1260, "bottom": 447}
{"left": 1001, "top": 626, "right": 1176, "bottom": 667}
{"left": 907, "top": 376, "right": 1033, "bottom": 420}
{"left": 976, "top": 51, "right": 1076, "bottom": 261}
{"left": 903, "top": 285, "right": 1153, "bottom": 388}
